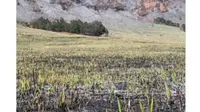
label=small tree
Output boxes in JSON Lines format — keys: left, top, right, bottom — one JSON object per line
{"left": 181, "top": 24, "right": 185, "bottom": 32}
{"left": 154, "top": 17, "right": 166, "bottom": 24}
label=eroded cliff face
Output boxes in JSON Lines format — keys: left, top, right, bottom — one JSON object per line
{"left": 17, "top": 0, "right": 185, "bottom": 30}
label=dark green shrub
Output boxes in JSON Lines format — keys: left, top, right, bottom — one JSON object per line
{"left": 114, "top": 5, "right": 125, "bottom": 11}
{"left": 30, "top": 17, "right": 51, "bottom": 30}
{"left": 52, "top": 18, "right": 67, "bottom": 32}
{"left": 70, "top": 19, "right": 84, "bottom": 34}
{"left": 176, "top": 23, "right": 180, "bottom": 27}
{"left": 154, "top": 17, "right": 166, "bottom": 24}
{"left": 181, "top": 24, "right": 185, "bottom": 32}
{"left": 17, "top": 21, "right": 30, "bottom": 27}
{"left": 89, "top": 21, "right": 109, "bottom": 36}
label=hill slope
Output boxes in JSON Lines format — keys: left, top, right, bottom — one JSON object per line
{"left": 17, "top": 0, "right": 185, "bottom": 31}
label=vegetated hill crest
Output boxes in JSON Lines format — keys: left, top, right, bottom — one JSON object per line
{"left": 17, "top": 0, "right": 185, "bottom": 31}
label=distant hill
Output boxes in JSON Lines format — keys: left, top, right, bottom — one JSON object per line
{"left": 17, "top": 0, "right": 185, "bottom": 31}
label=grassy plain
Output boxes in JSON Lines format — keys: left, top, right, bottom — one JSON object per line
{"left": 17, "top": 25, "right": 185, "bottom": 111}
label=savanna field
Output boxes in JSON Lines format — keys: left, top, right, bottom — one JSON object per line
{"left": 17, "top": 25, "right": 185, "bottom": 112}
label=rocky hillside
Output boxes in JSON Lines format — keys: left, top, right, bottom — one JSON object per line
{"left": 17, "top": 0, "right": 185, "bottom": 31}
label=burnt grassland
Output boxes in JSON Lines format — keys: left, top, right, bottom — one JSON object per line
{"left": 17, "top": 25, "right": 185, "bottom": 112}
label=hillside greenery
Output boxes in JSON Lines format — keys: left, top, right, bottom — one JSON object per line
{"left": 154, "top": 17, "right": 185, "bottom": 32}
{"left": 19, "top": 17, "right": 109, "bottom": 36}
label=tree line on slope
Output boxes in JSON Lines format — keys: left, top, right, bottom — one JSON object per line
{"left": 154, "top": 17, "right": 185, "bottom": 32}
{"left": 19, "top": 17, "right": 109, "bottom": 36}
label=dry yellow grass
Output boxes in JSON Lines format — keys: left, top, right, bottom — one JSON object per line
{"left": 17, "top": 24, "right": 185, "bottom": 58}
